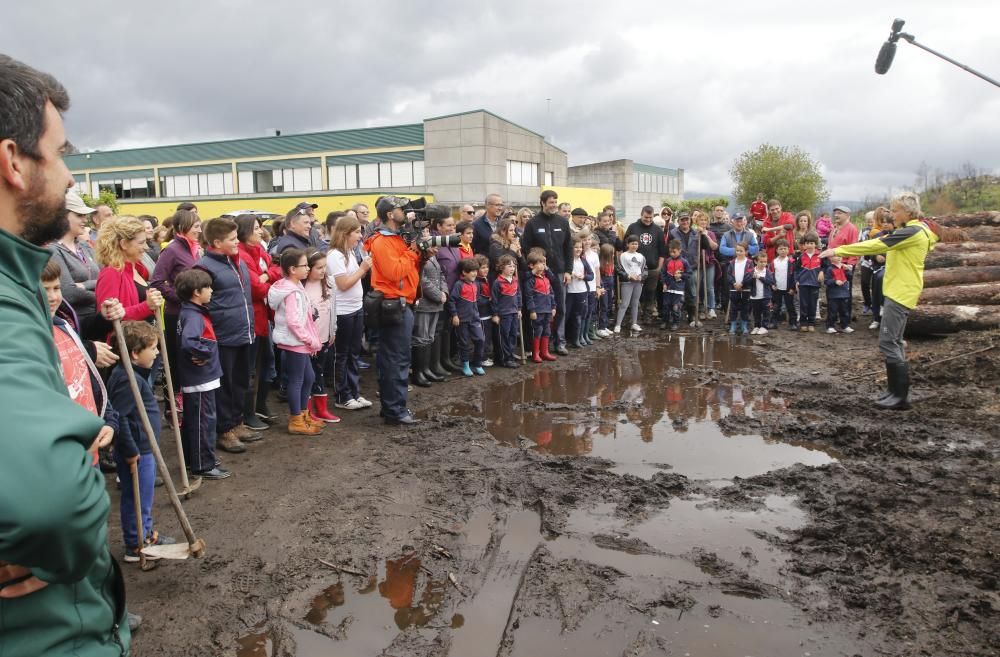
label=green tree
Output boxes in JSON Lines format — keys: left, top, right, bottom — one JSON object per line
{"left": 80, "top": 188, "right": 119, "bottom": 215}
{"left": 662, "top": 197, "right": 729, "bottom": 214}
{"left": 729, "top": 144, "right": 829, "bottom": 212}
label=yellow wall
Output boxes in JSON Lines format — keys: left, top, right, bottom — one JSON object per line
{"left": 117, "top": 192, "right": 434, "bottom": 222}
{"left": 541, "top": 186, "right": 613, "bottom": 216}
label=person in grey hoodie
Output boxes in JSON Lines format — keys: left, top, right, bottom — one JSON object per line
{"left": 48, "top": 190, "right": 101, "bottom": 336}
{"left": 412, "top": 245, "right": 448, "bottom": 386}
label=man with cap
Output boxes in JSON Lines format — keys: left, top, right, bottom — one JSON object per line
{"left": 825, "top": 205, "right": 860, "bottom": 322}
{"left": 364, "top": 196, "right": 422, "bottom": 425}
{"left": 270, "top": 202, "right": 317, "bottom": 255}
{"left": 669, "top": 211, "right": 713, "bottom": 325}
{"left": 569, "top": 207, "right": 589, "bottom": 234}
{"left": 472, "top": 193, "right": 504, "bottom": 255}
{"left": 718, "top": 213, "right": 759, "bottom": 260}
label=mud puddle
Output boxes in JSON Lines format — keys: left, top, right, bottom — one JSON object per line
{"left": 438, "top": 337, "right": 835, "bottom": 481}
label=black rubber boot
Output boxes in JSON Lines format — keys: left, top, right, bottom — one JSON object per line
{"left": 874, "top": 362, "right": 911, "bottom": 410}
{"left": 420, "top": 344, "right": 443, "bottom": 382}
{"left": 411, "top": 347, "right": 431, "bottom": 387}
{"left": 429, "top": 330, "right": 449, "bottom": 378}
{"left": 441, "top": 330, "right": 461, "bottom": 373}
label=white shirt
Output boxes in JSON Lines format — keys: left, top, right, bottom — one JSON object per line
{"left": 567, "top": 257, "right": 589, "bottom": 294}
{"left": 732, "top": 258, "right": 748, "bottom": 290}
{"left": 328, "top": 249, "right": 363, "bottom": 314}
{"left": 751, "top": 266, "right": 767, "bottom": 299}
{"left": 773, "top": 257, "right": 789, "bottom": 291}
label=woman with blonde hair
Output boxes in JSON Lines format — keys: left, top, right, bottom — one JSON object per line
{"left": 327, "top": 215, "right": 373, "bottom": 410}
{"left": 95, "top": 215, "right": 163, "bottom": 324}
{"left": 514, "top": 208, "right": 533, "bottom": 236}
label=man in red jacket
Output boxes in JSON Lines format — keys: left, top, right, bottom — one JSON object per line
{"left": 749, "top": 193, "right": 767, "bottom": 229}
{"left": 761, "top": 199, "right": 796, "bottom": 262}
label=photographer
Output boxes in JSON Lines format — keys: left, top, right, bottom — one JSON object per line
{"left": 364, "top": 196, "right": 423, "bottom": 425}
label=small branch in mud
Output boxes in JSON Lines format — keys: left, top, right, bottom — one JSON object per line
{"left": 317, "top": 559, "right": 368, "bottom": 577}
{"left": 431, "top": 543, "right": 454, "bottom": 559}
{"left": 845, "top": 343, "right": 997, "bottom": 381}
{"left": 448, "top": 572, "right": 467, "bottom": 596}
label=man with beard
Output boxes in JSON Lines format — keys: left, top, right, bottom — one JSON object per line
{"left": 522, "top": 190, "right": 574, "bottom": 354}
{"left": 0, "top": 54, "right": 134, "bottom": 656}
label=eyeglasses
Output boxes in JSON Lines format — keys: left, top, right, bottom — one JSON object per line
{"left": 463, "top": 210, "right": 475, "bottom": 215}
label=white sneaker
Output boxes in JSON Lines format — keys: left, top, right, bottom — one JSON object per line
{"left": 869, "top": 321, "right": 880, "bottom": 330}
{"left": 613, "top": 325, "right": 621, "bottom": 334}
{"left": 482, "top": 359, "right": 494, "bottom": 367}
{"left": 843, "top": 326, "right": 855, "bottom": 334}
{"left": 757, "top": 327, "right": 768, "bottom": 335}
{"left": 630, "top": 324, "right": 643, "bottom": 332}
{"left": 750, "top": 327, "right": 759, "bottom": 335}
{"left": 689, "top": 320, "right": 697, "bottom": 327}
{"left": 355, "top": 396, "right": 373, "bottom": 408}
{"left": 826, "top": 327, "right": 838, "bottom": 334}
{"left": 708, "top": 309, "right": 717, "bottom": 319}
{"left": 597, "top": 329, "right": 610, "bottom": 337}
{"left": 335, "top": 399, "right": 364, "bottom": 410}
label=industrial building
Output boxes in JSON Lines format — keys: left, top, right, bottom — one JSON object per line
{"left": 63, "top": 110, "right": 679, "bottom": 219}
{"left": 567, "top": 159, "right": 684, "bottom": 220}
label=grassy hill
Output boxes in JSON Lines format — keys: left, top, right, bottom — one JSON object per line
{"left": 923, "top": 174, "right": 1000, "bottom": 214}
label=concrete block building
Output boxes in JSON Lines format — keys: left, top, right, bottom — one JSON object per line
{"left": 64, "top": 109, "right": 571, "bottom": 219}
{"left": 567, "top": 159, "right": 684, "bottom": 221}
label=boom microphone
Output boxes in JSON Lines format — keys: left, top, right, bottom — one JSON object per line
{"left": 875, "top": 40, "right": 897, "bottom": 75}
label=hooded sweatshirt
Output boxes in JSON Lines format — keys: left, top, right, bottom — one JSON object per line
{"left": 268, "top": 278, "right": 321, "bottom": 353}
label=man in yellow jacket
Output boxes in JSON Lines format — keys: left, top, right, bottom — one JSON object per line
{"left": 821, "top": 191, "right": 937, "bottom": 410}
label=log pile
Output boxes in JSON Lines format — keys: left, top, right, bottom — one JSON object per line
{"left": 908, "top": 212, "right": 1000, "bottom": 335}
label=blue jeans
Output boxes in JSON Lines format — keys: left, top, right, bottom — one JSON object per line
{"left": 281, "top": 349, "right": 314, "bottom": 416}
{"left": 115, "top": 452, "right": 156, "bottom": 550}
{"left": 700, "top": 264, "right": 716, "bottom": 310}
{"left": 376, "top": 305, "right": 414, "bottom": 420}
{"left": 335, "top": 309, "right": 364, "bottom": 403}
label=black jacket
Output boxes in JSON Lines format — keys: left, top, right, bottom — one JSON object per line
{"left": 624, "top": 220, "right": 666, "bottom": 270}
{"left": 521, "top": 211, "right": 574, "bottom": 275}
{"left": 269, "top": 231, "right": 312, "bottom": 257}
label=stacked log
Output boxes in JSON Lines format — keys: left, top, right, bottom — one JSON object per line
{"left": 906, "top": 213, "right": 1000, "bottom": 335}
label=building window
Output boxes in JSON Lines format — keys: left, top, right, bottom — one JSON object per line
{"left": 158, "top": 172, "right": 235, "bottom": 198}
{"left": 390, "top": 161, "right": 413, "bottom": 187}
{"left": 94, "top": 177, "right": 156, "bottom": 200}
{"left": 506, "top": 160, "right": 538, "bottom": 186}
{"left": 358, "top": 163, "right": 379, "bottom": 188}
{"left": 544, "top": 171, "right": 554, "bottom": 186}
{"left": 413, "top": 161, "right": 425, "bottom": 186}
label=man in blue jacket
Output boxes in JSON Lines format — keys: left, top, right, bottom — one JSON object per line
{"left": 471, "top": 193, "right": 504, "bottom": 255}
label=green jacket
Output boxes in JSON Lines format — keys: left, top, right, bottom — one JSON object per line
{"left": 0, "top": 229, "right": 130, "bottom": 656}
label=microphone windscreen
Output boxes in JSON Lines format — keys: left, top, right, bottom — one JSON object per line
{"left": 875, "top": 41, "right": 897, "bottom": 75}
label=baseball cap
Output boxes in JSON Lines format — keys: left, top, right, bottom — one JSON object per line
{"left": 677, "top": 211, "right": 691, "bottom": 220}
{"left": 65, "top": 189, "right": 95, "bottom": 215}
{"left": 731, "top": 213, "right": 747, "bottom": 221}
{"left": 286, "top": 201, "right": 318, "bottom": 219}
{"left": 833, "top": 205, "right": 852, "bottom": 214}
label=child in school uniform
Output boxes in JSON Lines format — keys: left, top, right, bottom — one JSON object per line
{"left": 768, "top": 239, "right": 797, "bottom": 330}
{"left": 795, "top": 232, "right": 823, "bottom": 332}
{"left": 491, "top": 255, "right": 522, "bottom": 368}
{"left": 474, "top": 255, "right": 495, "bottom": 366}
{"left": 660, "top": 239, "right": 690, "bottom": 331}
{"left": 449, "top": 258, "right": 487, "bottom": 376}
{"left": 596, "top": 243, "right": 616, "bottom": 338}
{"left": 750, "top": 251, "right": 772, "bottom": 335}
{"left": 824, "top": 254, "right": 855, "bottom": 334}
{"left": 525, "top": 249, "right": 558, "bottom": 362}
{"left": 726, "top": 242, "right": 754, "bottom": 335}
{"left": 107, "top": 321, "right": 176, "bottom": 562}
{"left": 175, "top": 268, "right": 230, "bottom": 480}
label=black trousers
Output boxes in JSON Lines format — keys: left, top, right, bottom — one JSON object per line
{"left": 216, "top": 343, "right": 251, "bottom": 434}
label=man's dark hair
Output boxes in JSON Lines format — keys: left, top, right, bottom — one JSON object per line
{"left": 459, "top": 258, "right": 480, "bottom": 274}
{"left": 203, "top": 216, "right": 238, "bottom": 246}
{"left": 540, "top": 189, "right": 558, "bottom": 205}
{"left": 641, "top": 205, "right": 655, "bottom": 215}
{"left": 325, "top": 211, "right": 346, "bottom": 231}
{"left": 0, "top": 55, "right": 70, "bottom": 159}
{"left": 176, "top": 201, "right": 197, "bottom": 212}
{"left": 175, "top": 268, "right": 213, "bottom": 302}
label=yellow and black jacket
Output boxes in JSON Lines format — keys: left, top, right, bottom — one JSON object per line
{"left": 834, "top": 220, "right": 938, "bottom": 309}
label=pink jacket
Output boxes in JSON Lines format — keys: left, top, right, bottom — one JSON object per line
{"left": 266, "top": 278, "right": 321, "bottom": 354}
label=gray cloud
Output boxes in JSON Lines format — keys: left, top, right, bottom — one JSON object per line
{"left": 4, "top": 0, "right": 998, "bottom": 202}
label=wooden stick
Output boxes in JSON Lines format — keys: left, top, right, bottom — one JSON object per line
{"left": 112, "top": 319, "right": 205, "bottom": 557}
{"left": 845, "top": 343, "right": 997, "bottom": 380}
{"left": 317, "top": 559, "right": 367, "bottom": 577}
{"left": 154, "top": 312, "right": 196, "bottom": 493}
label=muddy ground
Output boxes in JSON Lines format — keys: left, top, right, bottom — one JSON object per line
{"left": 112, "top": 314, "right": 999, "bottom": 657}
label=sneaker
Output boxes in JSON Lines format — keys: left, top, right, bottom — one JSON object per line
{"left": 128, "top": 612, "right": 143, "bottom": 633}
{"left": 808, "top": 326, "right": 816, "bottom": 332}
{"left": 800, "top": 326, "right": 809, "bottom": 333}
{"left": 358, "top": 360, "right": 371, "bottom": 370}
{"left": 689, "top": 320, "right": 697, "bottom": 327}
{"left": 789, "top": 324, "right": 800, "bottom": 331}
{"left": 708, "top": 309, "right": 717, "bottom": 319}
{"left": 613, "top": 325, "right": 621, "bottom": 334}
{"left": 123, "top": 548, "right": 155, "bottom": 563}
{"left": 757, "top": 327, "right": 768, "bottom": 335}
{"left": 750, "top": 327, "right": 760, "bottom": 335}
{"left": 869, "top": 321, "right": 880, "bottom": 330}
{"left": 630, "top": 324, "right": 643, "bottom": 332}
{"left": 335, "top": 398, "right": 365, "bottom": 410}
{"left": 826, "top": 327, "right": 838, "bottom": 334}
{"left": 195, "top": 467, "right": 232, "bottom": 480}
{"left": 244, "top": 415, "right": 269, "bottom": 431}
{"left": 355, "top": 396, "right": 373, "bottom": 408}
{"left": 843, "top": 326, "right": 855, "bottom": 334}
{"left": 862, "top": 305, "right": 872, "bottom": 315}
{"left": 481, "top": 359, "right": 494, "bottom": 367}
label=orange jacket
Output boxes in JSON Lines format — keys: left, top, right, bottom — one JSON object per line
{"left": 364, "top": 230, "right": 421, "bottom": 302}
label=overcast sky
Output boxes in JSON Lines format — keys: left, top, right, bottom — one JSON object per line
{"left": 4, "top": 0, "right": 998, "bottom": 201}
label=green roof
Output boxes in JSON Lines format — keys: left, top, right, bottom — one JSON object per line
{"left": 64, "top": 123, "right": 424, "bottom": 171}
{"left": 634, "top": 162, "right": 679, "bottom": 177}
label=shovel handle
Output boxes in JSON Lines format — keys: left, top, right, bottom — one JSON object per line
{"left": 154, "top": 312, "right": 193, "bottom": 491}
{"left": 129, "top": 460, "right": 145, "bottom": 548}
{"left": 112, "top": 319, "right": 205, "bottom": 557}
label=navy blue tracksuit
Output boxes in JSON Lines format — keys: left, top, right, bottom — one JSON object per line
{"left": 492, "top": 275, "right": 521, "bottom": 364}
{"left": 525, "top": 271, "right": 556, "bottom": 338}
{"left": 448, "top": 279, "right": 485, "bottom": 366}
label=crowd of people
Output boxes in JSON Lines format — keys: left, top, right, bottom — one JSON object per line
{"left": 0, "top": 54, "right": 938, "bottom": 657}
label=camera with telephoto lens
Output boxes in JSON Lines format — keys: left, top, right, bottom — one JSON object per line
{"left": 376, "top": 195, "right": 428, "bottom": 245}
{"left": 417, "top": 232, "right": 462, "bottom": 251}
